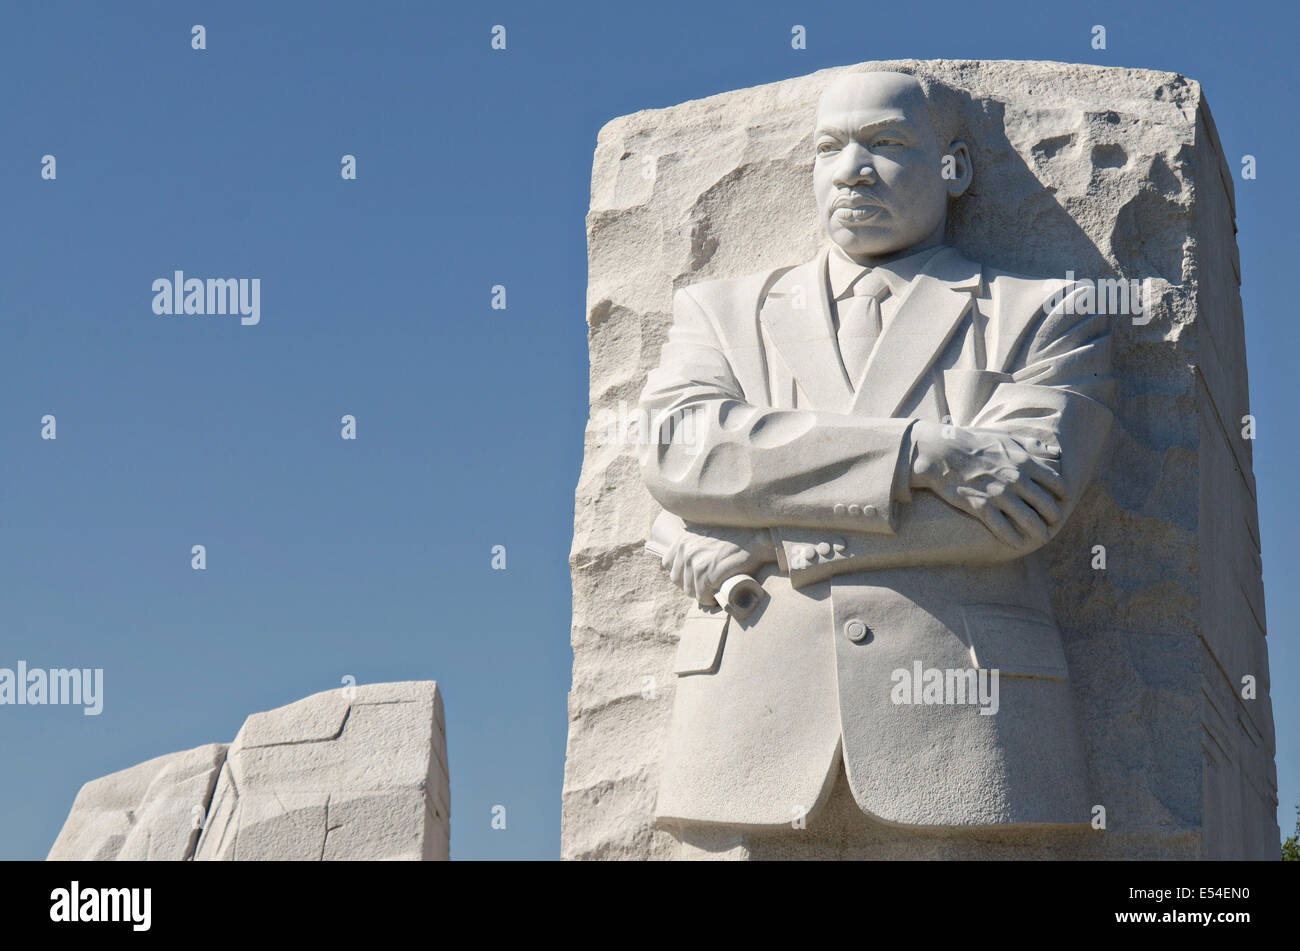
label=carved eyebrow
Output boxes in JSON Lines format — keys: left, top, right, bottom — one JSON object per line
{"left": 814, "top": 116, "right": 913, "bottom": 143}
{"left": 855, "top": 118, "right": 912, "bottom": 139}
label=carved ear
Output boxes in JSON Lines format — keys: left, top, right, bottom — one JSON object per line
{"left": 944, "top": 140, "right": 973, "bottom": 197}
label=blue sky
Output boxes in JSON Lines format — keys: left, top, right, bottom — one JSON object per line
{"left": 0, "top": 0, "right": 1293, "bottom": 859}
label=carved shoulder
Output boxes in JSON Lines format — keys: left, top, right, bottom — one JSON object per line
{"left": 672, "top": 264, "right": 801, "bottom": 349}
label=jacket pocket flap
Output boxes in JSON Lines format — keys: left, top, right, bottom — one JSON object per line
{"left": 962, "top": 604, "right": 1068, "bottom": 680}
{"left": 674, "top": 607, "right": 728, "bottom": 676}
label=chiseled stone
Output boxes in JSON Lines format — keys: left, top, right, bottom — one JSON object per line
{"left": 194, "top": 681, "right": 449, "bottom": 861}
{"left": 47, "top": 744, "right": 227, "bottom": 861}
{"left": 564, "top": 60, "right": 1276, "bottom": 860}
{"left": 48, "top": 681, "right": 449, "bottom": 861}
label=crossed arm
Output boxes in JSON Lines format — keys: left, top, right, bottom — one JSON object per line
{"left": 640, "top": 283, "right": 1115, "bottom": 602}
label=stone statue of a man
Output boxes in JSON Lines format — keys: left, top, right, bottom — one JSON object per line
{"left": 639, "top": 70, "right": 1115, "bottom": 835}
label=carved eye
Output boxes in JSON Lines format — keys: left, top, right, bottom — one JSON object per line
{"left": 873, "top": 137, "right": 904, "bottom": 148}
{"left": 816, "top": 141, "right": 840, "bottom": 155}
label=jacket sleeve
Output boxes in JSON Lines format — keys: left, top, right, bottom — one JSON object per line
{"left": 638, "top": 284, "right": 914, "bottom": 533}
{"left": 771, "top": 282, "right": 1116, "bottom": 587}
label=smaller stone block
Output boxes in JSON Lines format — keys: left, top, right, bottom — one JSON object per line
{"left": 47, "top": 744, "right": 227, "bottom": 861}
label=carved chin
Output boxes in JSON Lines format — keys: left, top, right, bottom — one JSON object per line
{"left": 828, "top": 222, "right": 895, "bottom": 252}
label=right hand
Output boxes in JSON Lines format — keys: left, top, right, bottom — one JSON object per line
{"left": 662, "top": 524, "right": 776, "bottom": 607}
{"left": 909, "top": 420, "right": 1068, "bottom": 549}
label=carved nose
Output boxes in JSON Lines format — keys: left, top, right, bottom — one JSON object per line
{"left": 836, "top": 156, "right": 877, "bottom": 185}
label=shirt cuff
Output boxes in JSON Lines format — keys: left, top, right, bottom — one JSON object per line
{"left": 771, "top": 527, "right": 788, "bottom": 572}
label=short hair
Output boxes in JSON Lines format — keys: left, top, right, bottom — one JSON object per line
{"left": 848, "top": 67, "right": 970, "bottom": 149}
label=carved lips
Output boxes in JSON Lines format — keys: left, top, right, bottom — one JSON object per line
{"left": 831, "top": 192, "right": 886, "bottom": 223}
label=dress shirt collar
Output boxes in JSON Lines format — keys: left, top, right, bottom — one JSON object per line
{"left": 827, "top": 243, "right": 948, "bottom": 300}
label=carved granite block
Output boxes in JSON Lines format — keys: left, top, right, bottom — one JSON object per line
{"left": 564, "top": 60, "right": 1276, "bottom": 860}
{"left": 47, "top": 744, "right": 227, "bottom": 861}
{"left": 48, "top": 681, "right": 450, "bottom": 861}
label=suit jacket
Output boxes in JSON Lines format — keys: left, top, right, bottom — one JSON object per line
{"left": 639, "top": 244, "right": 1115, "bottom": 829}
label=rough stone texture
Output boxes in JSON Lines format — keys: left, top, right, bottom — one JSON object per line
{"left": 47, "top": 744, "right": 226, "bottom": 861}
{"left": 48, "top": 681, "right": 450, "bottom": 861}
{"left": 195, "top": 682, "right": 449, "bottom": 861}
{"left": 563, "top": 60, "right": 1277, "bottom": 859}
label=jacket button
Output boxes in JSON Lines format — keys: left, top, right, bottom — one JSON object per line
{"left": 844, "top": 619, "right": 869, "bottom": 642}
{"left": 862, "top": 504, "right": 878, "bottom": 518}
{"left": 833, "top": 503, "right": 846, "bottom": 516}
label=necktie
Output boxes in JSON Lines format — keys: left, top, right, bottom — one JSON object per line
{"left": 837, "top": 270, "right": 891, "bottom": 386}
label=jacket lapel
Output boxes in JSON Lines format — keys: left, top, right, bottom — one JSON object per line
{"left": 850, "top": 247, "right": 982, "bottom": 418}
{"left": 758, "top": 250, "right": 854, "bottom": 413}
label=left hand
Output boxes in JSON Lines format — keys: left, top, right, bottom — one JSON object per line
{"left": 908, "top": 421, "right": 1067, "bottom": 549}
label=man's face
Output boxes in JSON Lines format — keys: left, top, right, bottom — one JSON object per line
{"left": 812, "top": 73, "right": 949, "bottom": 260}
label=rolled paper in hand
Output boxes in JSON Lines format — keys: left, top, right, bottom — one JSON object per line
{"left": 717, "top": 574, "right": 764, "bottom": 620}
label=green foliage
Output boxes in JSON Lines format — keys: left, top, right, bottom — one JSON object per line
{"left": 1283, "top": 806, "right": 1299, "bottom": 861}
